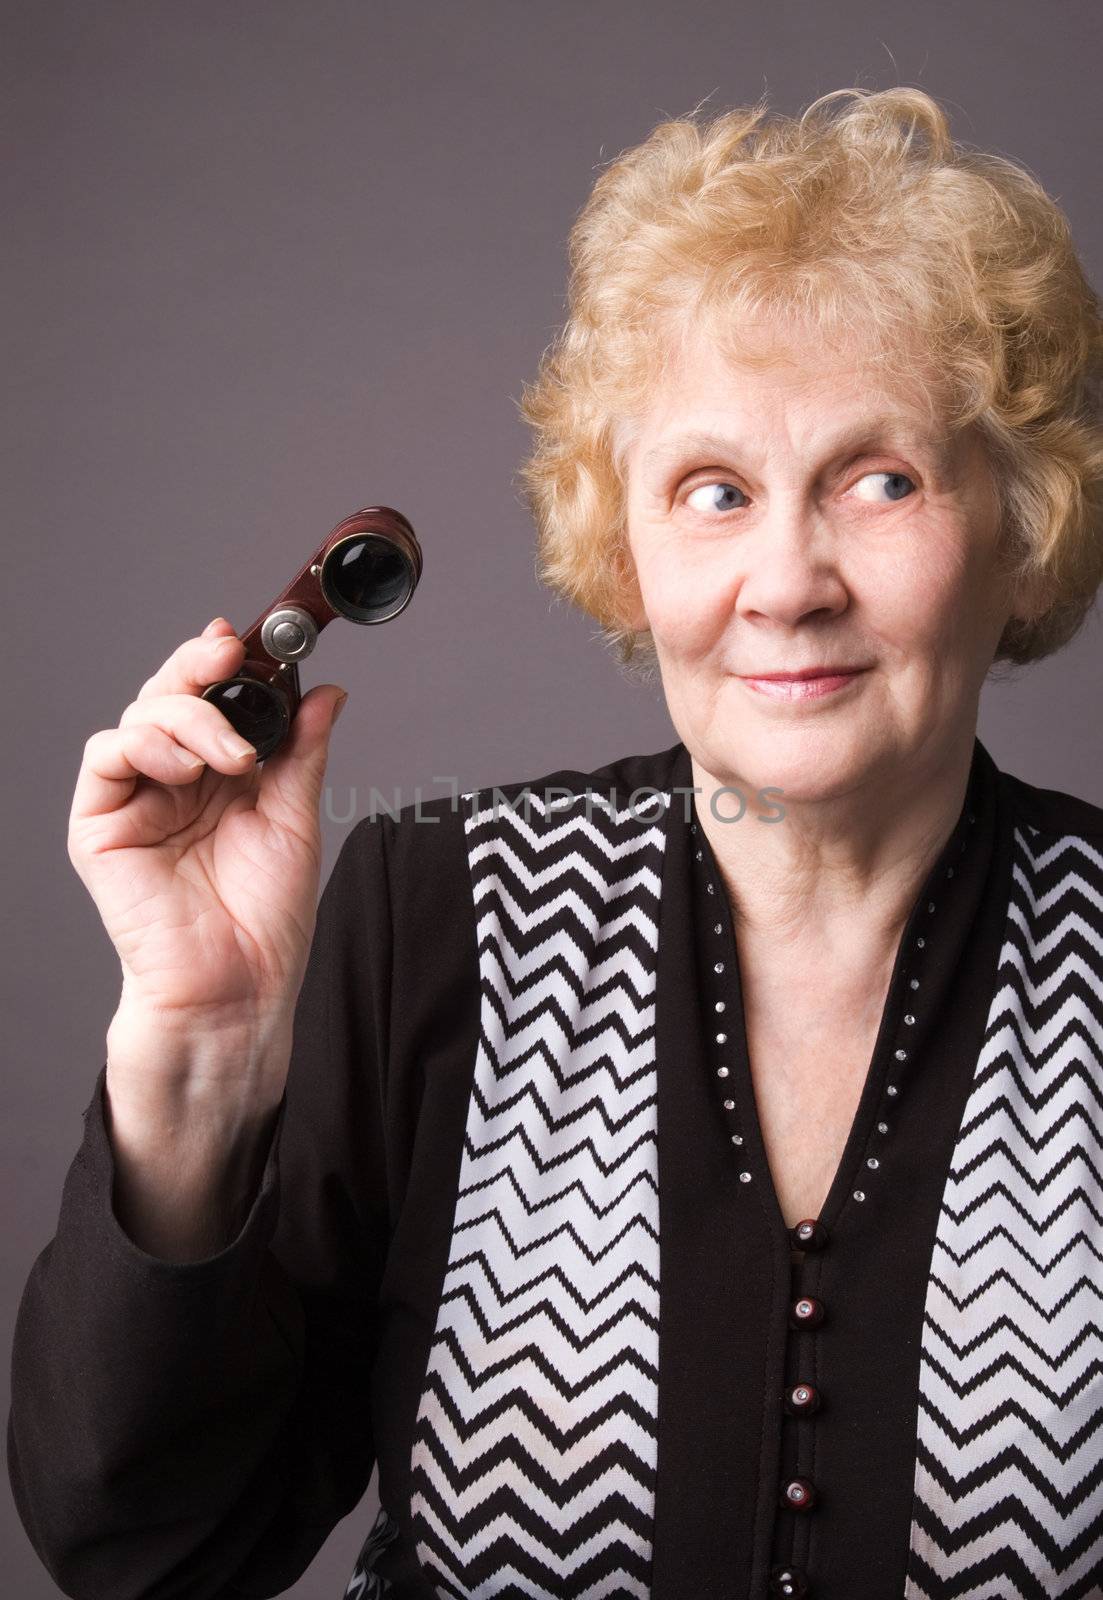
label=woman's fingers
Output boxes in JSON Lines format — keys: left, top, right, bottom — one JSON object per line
{"left": 118, "top": 692, "right": 259, "bottom": 762}
{"left": 71, "top": 694, "right": 257, "bottom": 826}
{"left": 134, "top": 620, "right": 245, "bottom": 704}
{"left": 252, "top": 681, "right": 343, "bottom": 834}
{"left": 69, "top": 726, "right": 205, "bottom": 824}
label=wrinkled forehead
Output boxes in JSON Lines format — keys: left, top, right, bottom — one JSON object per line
{"left": 613, "top": 305, "right": 954, "bottom": 474}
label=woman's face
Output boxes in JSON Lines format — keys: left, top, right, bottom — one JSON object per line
{"left": 621, "top": 316, "right": 1026, "bottom": 806}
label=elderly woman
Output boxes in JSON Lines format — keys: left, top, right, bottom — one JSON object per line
{"left": 9, "top": 86, "right": 1103, "bottom": 1600}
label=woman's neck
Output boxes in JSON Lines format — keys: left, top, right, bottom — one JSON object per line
{"left": 689, "top": 736, "right": 976, "bottom": 960}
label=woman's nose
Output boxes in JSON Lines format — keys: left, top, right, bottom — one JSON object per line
{"left": 731, "top": 506, "right": 849, "bottom": 626}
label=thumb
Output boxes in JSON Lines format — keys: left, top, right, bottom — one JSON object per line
{"left": 254, "top": 684, "right": 349, "bottom": 826}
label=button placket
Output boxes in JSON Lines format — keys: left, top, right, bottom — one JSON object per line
{"left": 691, "top": 780, "right": 980, "bottom": 1597}
{"left": 692, "top": 823, "right": 829, "bottom": 1589}
{"left": 782, "top": 1253, "right": 826, "bottom": 1556}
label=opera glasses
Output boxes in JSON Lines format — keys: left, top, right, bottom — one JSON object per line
{"left": 201, "top": 505, "right": 422, "bottom": 761}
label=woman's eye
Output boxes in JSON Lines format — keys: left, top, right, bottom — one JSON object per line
{"left": 851, "top": 470, "right": 916, "bottom": 503}
{"left": 681, "top": 471, "right": 916, "bottom": 515}
{"left": 684, "top": 481, "right": 748, "bottom": 515}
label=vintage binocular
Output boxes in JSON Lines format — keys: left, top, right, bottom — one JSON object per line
{"left": 201, "top": 505, "right": 422, "bottom": 761}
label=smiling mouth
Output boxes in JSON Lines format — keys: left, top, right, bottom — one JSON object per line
{"left": 737, "top": 667, "right": 869, "bottom": 701}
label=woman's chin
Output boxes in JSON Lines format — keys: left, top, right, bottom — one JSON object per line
{"left": 706, "top": 719, "right": 891, "bottom": 809}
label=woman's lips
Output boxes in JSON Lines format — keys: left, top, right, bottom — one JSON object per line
{"left": 739, "top": 669, "right": 867, "bottom": 700}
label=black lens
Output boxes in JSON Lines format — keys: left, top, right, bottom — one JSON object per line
{"left": 321, "top": 534, "right": 414, "bottom": 623}
{"left": 201, "top": 677, "right": 290, "bottom": 762}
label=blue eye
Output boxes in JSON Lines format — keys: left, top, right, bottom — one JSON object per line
{"left": 853, "top": 471, "right": 916, "bottom": 503}
{"left": 685, "top": 482, "right": 748, "bottom": 514}
{"left": 683, "top": 471, "right": 916, "bottom": 514}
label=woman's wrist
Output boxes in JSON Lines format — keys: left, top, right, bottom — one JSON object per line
{"left": 105, "top": 998, "right": 293, "bottom": 1107}
{"left": 101, "top": 1052, "right": 287, "bottom": 1264}
{"left": 101, "top": 1003, "right": 293, "bottom": 1262}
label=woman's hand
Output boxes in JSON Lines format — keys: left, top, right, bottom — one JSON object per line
{"left": 68, "top": 617, "right": 348, "bottom": 1056}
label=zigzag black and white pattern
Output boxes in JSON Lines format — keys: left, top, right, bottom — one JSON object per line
{"left": 408, "top": 784, "right": 668, "bottom": 1599}
{"left": 907, "top": 824, "right": 1103, "bottom": 1599}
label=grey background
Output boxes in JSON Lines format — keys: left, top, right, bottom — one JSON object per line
{"left": 4, "top": 1, "right": 1101, "bottom": 1594}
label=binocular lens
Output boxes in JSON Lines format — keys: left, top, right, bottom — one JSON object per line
{"left": 321, "top": 534, "right": 414, "bottom": 623}
{"left": 201, "top": 676, "right": 290, "bottom": 762}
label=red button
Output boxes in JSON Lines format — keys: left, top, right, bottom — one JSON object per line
{"left": 788, "top": 1296, "right": 826, "bottom": 1329}
{"left": 783, "top": 1381, "right": 821, "bottom": 1416}
{"left": 769, "top": 1566, "right": 810, "bottom": 1597}
{"left": 790, "top": 1217, "right": 828, "bottom": 1251}
{"left": 780, "top": 1476, "right": 817, "bottom": 1511}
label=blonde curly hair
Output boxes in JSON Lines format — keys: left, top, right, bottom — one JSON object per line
{"left": 514, "top": 87, "right": 1103, "bottom": 680}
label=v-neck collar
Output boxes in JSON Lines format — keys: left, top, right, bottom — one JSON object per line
{"left": 682, "top": 735, "right": 1000, "bottom": 1246}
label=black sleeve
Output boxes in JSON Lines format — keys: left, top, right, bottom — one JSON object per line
{"left": 6, "top": 813, "right": 396, "bottom": 1600}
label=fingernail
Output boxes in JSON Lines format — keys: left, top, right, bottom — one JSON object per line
{"left": 220, "top": 732, "right": 255, "bottom": 759}
{"left": 202, "top": 618, "right": 222, "bottom": 637}
{"left": 333, "top": 693, "right": 349, "bottom": 724}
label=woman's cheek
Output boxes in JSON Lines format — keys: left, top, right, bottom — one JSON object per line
{"left": 645, "top": 556, "right": 721, "bottom": 640}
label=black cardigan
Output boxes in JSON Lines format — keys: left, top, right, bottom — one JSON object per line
{"left": 8, "top": 736, "right": 1103, "bottom": 1600}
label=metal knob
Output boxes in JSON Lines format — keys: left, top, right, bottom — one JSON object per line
{"left": 260, "top": 606, "right": 318, "bottom": 663}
